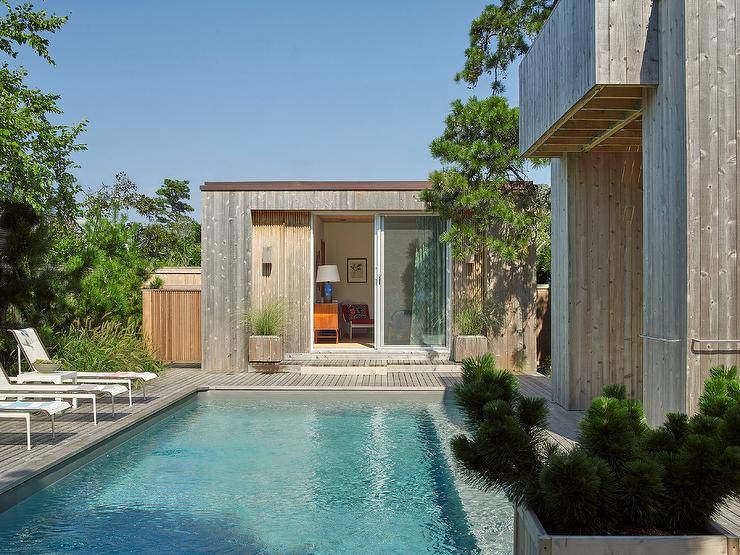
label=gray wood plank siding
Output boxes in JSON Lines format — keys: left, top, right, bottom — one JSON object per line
{"left": 519, "top": 0, "right": 658, "bottom": 154}
{"left": 551, "top": 152, "right": 643, "bottom": 410}
{"left": 201, "top": 192, "right": 253, "bottom": 372}
{"left": 683, "top": 0, "right": 740, "bottom": 415}
{"left": 641, "top": 2, "right": 690, "bottom": 425}
{"left": 485, "top": 246, "right": 538, "bottom": 373}
{"left": 642, "top": 0, "right": 740, "bottom": 424}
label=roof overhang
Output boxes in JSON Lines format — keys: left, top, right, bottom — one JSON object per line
{"left": 523, "top": 85, "right": 650, "bottom": 158}
{"left": 201, "top": 181, "right": 431, "bottom": 192}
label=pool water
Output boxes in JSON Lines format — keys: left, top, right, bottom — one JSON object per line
{"left": 0, "top": 393, "right": 513, "bottom": 554}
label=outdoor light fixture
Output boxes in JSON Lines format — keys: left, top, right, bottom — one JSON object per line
{"left": 316, "top": 264, "right": 340, "bottom": 302}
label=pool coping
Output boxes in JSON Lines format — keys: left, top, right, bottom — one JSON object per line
{"left": 0, "top": 384, "right": 451, "bottom": 514}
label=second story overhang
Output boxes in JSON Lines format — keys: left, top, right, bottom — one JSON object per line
{"left": 519, "top": 0, "right": 659, "bottom": 158}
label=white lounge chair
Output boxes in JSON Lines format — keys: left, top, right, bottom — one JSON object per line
{"left": 0, "top": 400, "right": 70, "bottom": 450}
{"left": 10, "top": 328, "right": 158, "bottom": 405}
{"left": 0, "top": 362, "right": 127, "bottom": 424}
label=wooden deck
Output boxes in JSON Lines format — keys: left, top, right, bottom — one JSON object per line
{"left": 0, "top": 367, "right": 735, "bottom": 537}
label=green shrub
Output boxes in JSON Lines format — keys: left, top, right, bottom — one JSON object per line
{"left": 452, "top": 359, "right": 740, "bottom": 535}
{"left": 456, "top": 305, "right": 486, "bottom": 336}
{"left": 241, "top": 299, "right": 287, "bottom": 336}
{"left": 57, "top": 320, "right": 163, "bottom": 375}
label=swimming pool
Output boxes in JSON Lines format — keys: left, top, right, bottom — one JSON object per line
{"left": 0, "top": 392, "right": 513, "bottom": 554}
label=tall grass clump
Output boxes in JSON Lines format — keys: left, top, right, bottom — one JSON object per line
{"left": 241, "top": 299, "right": 287, "bottom": 336}
{"left": 456, "top": 304, "right": 486, "bottom": 336}
{"left": 58, "top": 320, "right": 163, "bottom": 375}
{"left": 452, "top": 358, "right": 740, "bottom": 535}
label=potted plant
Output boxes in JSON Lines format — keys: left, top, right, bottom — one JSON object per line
{"left": 452, "top": 304, "right": 488, "bottom": 362}
{"left": 241, "top": 299, "right": 286, "bottom": 364}
{"left": 451, "top": 357, "right": 740, "bottom": 554}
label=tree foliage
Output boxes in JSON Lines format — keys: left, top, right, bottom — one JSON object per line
{"left": 455, "top": 0, "right": 557, "bottom": 93}
{"left": 421, "top": 96, "right": 545, "bottom": 261}
{"left": 422, "top": 2, "right": 553, "bottom": 272}
{"left": 0, "top": 3, "right": 200, "bottom": 371}
{"left": 452, "top": 358, "right": 740, "bottom": 535}
{"left": 0, "top": 0, "right": 86, "bottom": 219}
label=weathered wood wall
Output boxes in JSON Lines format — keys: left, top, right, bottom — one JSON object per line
{"left": 551, "top": 152, "right": 643, "bottom": 409}
{"left": 519, "top": 0, "right": 658, "bottom": 153}
{"left": 142, "top": 287, "right": 201, "bottom": 364}
{"left": 684, "top": 0, "right": 740, "bottom": 415}
{"left": 484, "top": 247, "right": 537, "bottom": 372}
{"left": 641, "top": 1, "right": 690, "bottom": 424}
{"left": 201, "top": 192, "right": 252, "bottom": 372}
{"left": 452, "top": 249, "right": 538, "bottom": 373}
{"left": 642, "top": 0, "right": 740, "bottom": 424}
{"left": 251, "top": 211, "right": 311, "bottom": 354}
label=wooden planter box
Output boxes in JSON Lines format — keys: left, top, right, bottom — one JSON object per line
{"left": 514, "top": 504, "right": 739, "bottom": 555}
{"left": 453, "top": 335, "right": 488, "bottom": 362}
{"left": 248, "top": 335, "right": 283, "bottom": 363}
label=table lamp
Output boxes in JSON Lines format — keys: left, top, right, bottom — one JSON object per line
{"left": 316, "top": 265, "right": 340, "bottom": 302}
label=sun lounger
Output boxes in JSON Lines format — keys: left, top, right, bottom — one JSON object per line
{"left": 0, "top": 363, "right": 127, "bottom": 424}
{"left": 0, "top": 400, "right": 70, "bottom": 450}
{"left": 10, "top": 328, "right": 158, "bottom": 405}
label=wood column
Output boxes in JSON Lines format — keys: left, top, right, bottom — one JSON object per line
{"left": 551, "top": 152, "right": 643, "bottom": 410}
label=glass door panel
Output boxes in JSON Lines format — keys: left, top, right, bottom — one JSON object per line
{"left": 381, "top": 215, "right": 447, "bottom": 347}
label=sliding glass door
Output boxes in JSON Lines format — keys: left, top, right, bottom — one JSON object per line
{"left": 376, "top": 215, "right": 448, "bottom": 348}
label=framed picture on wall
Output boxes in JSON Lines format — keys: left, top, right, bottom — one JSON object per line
{"left": 347, "top": 258, "right": 367, "bottom": 283}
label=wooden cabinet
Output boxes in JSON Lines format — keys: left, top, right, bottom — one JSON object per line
{"left": 314, "top": 303, "right": 339, "bottom": 343}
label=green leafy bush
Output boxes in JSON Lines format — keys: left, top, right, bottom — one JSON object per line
{"left": 57, "top": 320, "right": 163, "bottom": 375}
{"left": 456, "top": 304, "right": 486, "bottom": 336}
{"left": 241, "top": 300, "right": 287, "bottom": 336}
{"left": 452, "top": 360, "right": 740, "bottom": 535}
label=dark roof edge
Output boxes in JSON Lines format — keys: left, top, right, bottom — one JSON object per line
{"left": 201, "top": 181, "right": 431, "bottom": 192}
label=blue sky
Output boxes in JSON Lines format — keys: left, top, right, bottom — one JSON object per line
{"left": 19, "top": 0, "right": 549, "bottom": 219}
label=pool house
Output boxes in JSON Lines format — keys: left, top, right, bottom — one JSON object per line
{"left": 200, "top": 181, "right": 537, "bottom": 371}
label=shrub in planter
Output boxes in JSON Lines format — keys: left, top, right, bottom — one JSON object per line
{"left": 241, "top": 300, "right": 287, "bottom": 363}
{"left": 451, "top": 358, "right": 740, "bottom": 536}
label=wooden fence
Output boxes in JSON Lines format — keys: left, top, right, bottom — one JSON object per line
{"left": 142, "top": 268, "right": 201, "bottom": 365}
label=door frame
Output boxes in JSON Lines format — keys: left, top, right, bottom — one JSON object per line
{"left": 310, "top": 211, "right": 378, "bottom": 353}
{"left": 374, "top": 213, "right": 452, "bottom": 351}
{"left": 309, "top": 211, "right": 451, "bottom": 353}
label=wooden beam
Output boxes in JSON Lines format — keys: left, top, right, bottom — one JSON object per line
{"left": 582, "top": 97, "right": 642, "bottom": 111}
{"left": 597, "top": 86, "right": 646, "bottom": 99}
{"left": 569, "top": 109, "right": 639, "bottom": 121}
{"left": 522, "top": 85, "right": 605, "bottom": 158}
{"left": 533, "top": 143, "right": 642, "bottom": 156}
{"left": 582, "top": 109, "right": 643, "bottom": 152}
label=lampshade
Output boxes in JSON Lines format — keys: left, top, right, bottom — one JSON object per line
{"left": 316, "top": 264, "right": 340, "bottom": 283}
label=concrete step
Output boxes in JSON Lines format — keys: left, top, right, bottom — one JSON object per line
{"left": 299, "top": 366, "right": 388, "bottom": 376}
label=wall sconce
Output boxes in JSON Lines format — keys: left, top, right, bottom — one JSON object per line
{"left": 262, "top": 246, "right": 272, "bottom": 276}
